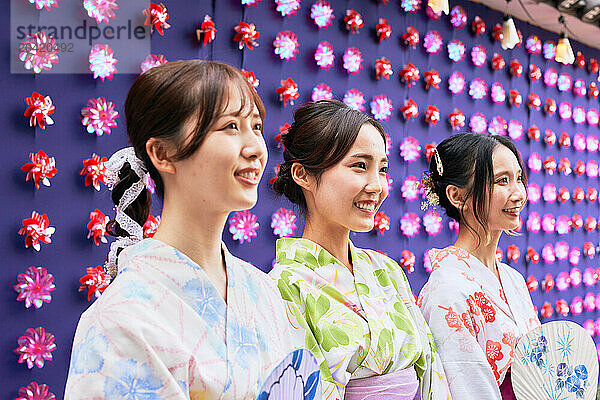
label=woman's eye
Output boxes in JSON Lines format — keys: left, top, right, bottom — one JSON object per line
{"left": 517, "top": 175, "right": 523, "bottom": 182}
{"left": 253, "top": 123, "right": 263, "bottom": 131}
{"left": 353, "top": 162, "right": 366, "bottom": 169}
{"left": 496, "top": 177, "right": 508, "bottom": 184}
{"left": 380, "top": 166, "right": 388, "bottom": 173}
{"left": 225, "top": 122, "right": 238, "bottom": 130}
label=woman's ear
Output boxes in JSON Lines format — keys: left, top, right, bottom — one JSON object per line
{"left": 446, "top": 185, "right": 466, "bottom": 210}
{"left": 146, "top": 138, "right": 176, "bottom": 174}
{"left": 291, "top": 162, "right": 313, "bottom": 191}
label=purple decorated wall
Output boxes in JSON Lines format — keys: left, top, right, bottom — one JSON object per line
{"left": 3, "top": 0, "right": 600, "bottom": 398}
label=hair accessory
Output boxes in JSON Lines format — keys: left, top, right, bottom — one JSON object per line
{"left": 433, "top": 147, "right": 443, "bottom": 176}
{"left": 420, "top": 172, "right": 439, "bottom": 210}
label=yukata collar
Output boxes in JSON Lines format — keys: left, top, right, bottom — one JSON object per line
{"left": 276, "top": 237, "right": 365, "bottom": 273}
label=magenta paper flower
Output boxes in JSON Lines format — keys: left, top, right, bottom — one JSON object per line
{"left": 570, "top": 247, "right": 581, "bottom": 266}
{"left": 583, "top": 268, "right": 596, "bottom": 287}
{"left": 558, "top": 74, "right": 574, "bottom": 93}
{"left": 488, "top": 116, "right": 507, "bottom": 136}
{"left": 386, "top": 174, "right": 394, "bottom": 193}
{"left": 508, "top": 119, "right": 523, "bottom": 141}
{"left": 15, "top": 327, "right": 56, "bottom": 369}
{"left": 571, "top": 297, "right": 584, "bottom": 316}
{"left": 542, "top": 213, "right": 556, "bottom": 233}
{"left": 81, "top": 97, "right": 118, "bottom": 136}
{"left": 573, "top": 106, "right": 586, "bottom": 124}
{"left": 89, "top": 44, "right": 117, "bottom": 81}
{"left": 447, "top": 40, "right": 466, "bottom": 62}
{"left": 271, "top": 208, "right": 297, "bottom": 238}
{"left": 448, "top": 71, "right": 465, "bottom": 95}
{"left": 528, "top": 183, "right": 541, "bottom": 203}
{"left": 423, "top": 210, "right": 442, "bottom": 236}
{"left": 544, "top": 68, "right": 558, "bottom": 88}
{"left": 571, "top": 267, "right": 582, "bottom": 286}
{"left": 399, "top": 137, "right": 421, "bottom": 162}
{"left": 229, "top": 210, "right": 259, "bottom": 243}
{"left": 558, "top": 101, "right": 572, "bottom": 120}
{"left": 490, "top": 82, "right": 505, "bottom": 104}
{"left": 543, "top": 41, "right": 556, "bottom": 60}
{"left": 573, "top": 79, "right": 586, "bottom": 97}
{"left": 542, "top": 244, "right": 556, "bottom": 264}
{"left": 87, "top": 209, "right": 109, "bottom": 246}
{"left": 448, "top": 220, "right": 459, "bottom": 235}
{"left": 587, "top": 109, "right": 599, "bottom": 126}
{"left": 242, "top": 0, "right": 260, "bottom": 5}
{"left": 556, "top": 215, "right": 571, "bottom": 235}
{"left": 527, "top": 153, "right": 541, "bottom": 173}
{"left": 14, "top": 267, "right": 55, "bottom": 309}
{"left": 469, "top": 113, "right": 487, "bottom": 134}
{"left": 83, "top": 0, "right": 119, "bottom": 24}
{"left": 526, "top": 35, "right": 541, "bottom": 55}
{"left": 423, "top": 31, "right": 443, "bottom": 54}
{"left": 587, "top": 160, "right": 599, "bottom": 178}
{"left": 273, "top": 31, "right": 299, "bottom": 61}
{"left": 555, "top": 241, "right": 569, "bottom": 260}
{"left": 140, "top": 54, "right": 167, "bottom": 73}
{"left": 370, "top": 95, "right": 393, "bottom": 121}
{"left": 15, "top": 382, "right": 56, "bottom": 400}
{"left": 423, "top": 252, "right": 433, "bottom": 273}
{"left": 314, "top": 41, "right": 334, "bottom": 70}
{"left": 275, "top": 0, "right": 300, "bottom": 17}
{"left": 19, "top": 31, "right": 59, "bottom": 73}
{"left": 21, "top": 150, "right": 57, "bottom": 189}
{"left": 450, "top": 5, "right": 467, "bottom": 28}
{"left": 18, "top": 211, "right": 55, "bottom": 251}
{"left": 573, "top": 133, "right": 586, "bottom": 152}
{"left": 469, "top": 78, "right": 487, "bottom": 100}
{"left": 471, "top": 45, "right": 487, "bottom": 67}
{"left": 385, "top": 134, "right": 392, "bottom": 156}
{"left": 311, "top": 0, "right": 334, "bottom": 29}
{"left": 401, "top": 175, "right": 420, "bottom": 201}
{"left": 527, "top": 212, "right": 541, "bottom": 233}
{"left": 584, "top": 293, "right": 596, "bottom": 311}
{"left": 401, "top": 0, "right": 420, "bottom": 12}
{"left": 400, "top": 213, "right": 420, "bottom": 237}
{"left": 343, "top": 89, "right": 365, "bottom": 111}
{"left": 343, "top": 47, "right": 362, "bottom": 75}
{"left": 587, "top": 134, "right": 599, "bottom": 151}
{"left": 543, "top": 184, "right": 557, "bottom": 203}
{"left": 311, "top": 83, "right": 333, "bottom": 102}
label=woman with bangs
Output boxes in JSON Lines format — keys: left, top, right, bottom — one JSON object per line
{"left": 417, "top": 133, "right": 540, "bottom": 400}
{"left": 65, "top": 60, "right": 305, "bottom": 399}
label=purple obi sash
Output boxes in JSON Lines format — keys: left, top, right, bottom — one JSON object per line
{"left": 344, "top": 367, "right": 420, "bottom": 400}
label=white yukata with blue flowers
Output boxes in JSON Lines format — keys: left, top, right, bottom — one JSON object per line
{"left": 65, "top": 238, "right": 301, "bottom": 399}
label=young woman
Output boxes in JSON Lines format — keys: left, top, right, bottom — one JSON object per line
{"left": 270, "top": 100, "right": 450, "bottom": 400}
{"left": 417, "top": 133, "right": 540, "bottom": 400}
{"left": 65, "top": 60, "right": 304, "bottom": 399}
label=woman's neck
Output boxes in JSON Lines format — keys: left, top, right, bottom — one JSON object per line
{"left": 454, "top": 225, "right": 502, "bottom": 275}
{"left": 302, "top": 217, "right": 353, "bottom": 272}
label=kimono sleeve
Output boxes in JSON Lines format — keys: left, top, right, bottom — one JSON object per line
{"left": 419, "top": 282, "right": 502, "bottom": 400}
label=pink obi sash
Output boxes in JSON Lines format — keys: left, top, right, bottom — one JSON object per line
{"left": 344, "top": 367, "right": 420, "bottom": 400}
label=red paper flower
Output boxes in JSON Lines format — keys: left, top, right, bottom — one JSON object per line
{"left": 527, "top": 93, "right": 541, "bottom": 111}
{"left": 399, "top": 63, "right": 420, "bottom": 86}
{"left": 197, "top": 15, "right": 216, "bottom": 46}
{"left": 376, "top": 18, "right": 391, "bottom": 42}
{"left": 400, "top": 98, "right": 419, "bottom": 120}
{"left": 21, "top": 150, "right": 57, "bottom": 190}
{"left": 24, "top": 92, "right": 55, "bottom": 130}
{"left": 142, "top": 2, "right": 171, "bottom": 36}
{"left": 492, "top": 23, "right": 503, "bottom": 42}
{"left": 448, "top": 109, "right": 465, "bottom": 130}
{"left": 528, "top": 64, "right": 541, "bottom": 82}
{"left": 18, "top": 211, "right": 55, "bottom": 251}
{"left": 423, "top": 70, "right": 440, "bottom": 90}
{"left": 558, "top": 132, "right": 571, "bottom": 149}
{"left": 276, "top": 78, "right": 299, "bottom": 107}
{"left": 373, "top": 211, "right": 390, "bottom": 235}
{"left": 234, "top": 22, "right": 260, "bottom": 50}
{"left": 574, "top": 160, "right": 586, "bottom": 177}
{"left": 79, "top": 265, "right": 110, "bottom": 300}
{"left": 143, "top": 215, "right": 160, "bottom": 238}
{"left": 526, "top": 247, "right": 540, "bottom": 264}
{"left": 589, "top": 58, "right": 599, "bottom": 74}
{"left": 15, "top": 327, "right": 56, "bottom": 369}
{"left": 576, "top": 51, "right": 585, "bottom": 69}
{"left": 14, "top": 382, "right": 55, "bottom": 400}
{"left": 509, "top": 90, "right": 522, "bottom": 108}
{"left": 558, "top": 158, "right": 571, "bottom": 176}
{"left": 425, "top": 105, "right": 440, "bottom": 126}
{"left": 375, "top": 57, "right": 393, "bottom": 80}
{"left": 491, "top": 53, "right": 505, "bottom": 70}
{"left": 526, "top": 275, "right": 538, "bottom": 292}
{"left": 344, "top": 9, "right": 363, "bottom": 33}
{"left": 274, "top": 123, "right": 290, "bottom": 149}
{"left": 584, "top": 216, "right": 597, "bottom": 232}
{"left": 543, "top": 273, "right": 555, "bottom": 292}
{"left": 241, "top": 69, "right": 259, "bottom": 88}
{"left": 403, "top": 26, "right": 419, "bottom": 48}
{"left": 528, "top": 125, "right": 540, "bottom": 142}
{"left": 540, "top": 302, "right": 553, "bottom": 318}
{"left": 589, "top": 82, "right": 599, "bottom": 99}
{"left": 399, "top": 250, "right": 416, "bottom": 273}
{"left": 509, "top": 60, "right": 523, "bottom": 78}
{"left": 556, "top": 300, "right": 569, "bottom": 317}
{"left": 79, "top": 154, "right": 108, "bottom": 191}
{"left": 545, "top": 98, "right": 556, "bottom": 116}
{"left": 587, "top": 187, "right": 598, "bottom": 203}
{"left": 507, "top": 245, "right": 520, "bottom": 263}
{"left": 472, "top": 16, "right": 486, "bottom": 36}
{"left": 424, "top": 143, "right": 437, "bottom": 162}
{"left": 87, "top": 209, "right": 109, "bottom": 246}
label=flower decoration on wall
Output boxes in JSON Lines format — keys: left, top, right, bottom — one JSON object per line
{"left": 544, "top": 68, "right": 558, "bottom": 87}
{"left": 508, "top": 90, "right": 522, "bottom": 108}
{"left": 84, "top": 0, "right": 119, "bottom": 24}
{"left": 423, "top": 31, "right": 443, "bottom": 54}
{"left": 271, "top": 208, "right": 297, "bottom": 238}
{"left": 526, "top": 35, "right": 541, "bottom": 55}
{"left": 229, "top": 210, "right": 259, "bottom": 243}
{"left": 543, "top": 40, "right": 556, "bottom": 60}
{"left": 79, "top": 154, "right": 108, "bottom": 191}
{"left": 558, "top": 158, "right": 571, "bottom": 176}
{"left": 18, "top": 211, "right": 55, "bottom": 251}
{"left": 471, "top": 45, "right": 487, "bottom": 67}
{"left": 558, "top": 186, "right": 570, "bottom": 204}
{"left": 403, "top": 26, "right": 419, "bottom": 48}
{"left": 344, "top": 9, "right": 363, "bottom": 33}
{"left": 14, "top": 382, "right": 55, "bottom": 400}
{"left": 399, "top": 137, "right": 421, "bottom": 162}
{"left": 24, "top": 92, "right": 54, "bottom": 130}
{"left": 586, "top": 109, "right": 599, "bottom": 126}
{"left": 491, "top": 53, "right": 505, "bottom": 70}
{"left": 424, "top": 70, "right": 440, "bottom": 90}
{"left": 572, "top": 106, "right": 586, "bottom": 125}
{"left": 343, "top": 89, "right": 365, "bottom": 111}
{"left": 375, "top": 57, "right": 393, "bottom": 80}
{"left": 450, "top": 6, "right": 467, "bottom": 28}
{"left": 143, "top": 215, "right": 160, "bottom": 238}
{"left": 79, "top": 265, "right": 110, "bottom": 300}
{"left": 587, "top": 134, "right": 599, "bottom": 152}
{"left": 527, "top": 93, "right": 541, "bottom": 111}
{"left": 542, "top": 244, "right": 556, "bottom": 264}
{"left": 448, "top": 71, "right": 465, "bottom": 95}
{"left": 423, "top": 210, "right": 442, "bottom": 236}
{"left": 343, "top": 47, "right": 363, "bottom": 75}
{"left": 401, "top": 0, "right": 421, "bottom": 13}
{"left": 528, "top": 64, "right": 541, "bottom": 82}
{"left": 590, "top": 82, "right": 599, "bottom": 99}
{"left": 311, "top": 0, "right": 334, "bottom": 29}
{"left": 508, "top": 119, "right": 523, "bottom": 141}
{"left": 448, "top": 108, "right": 465, "bottom": 130}
{"left": 21, "top": 150, "right": 57, "bottom": 189}
{"left": 273, "top": 31, "right": 299, "bottom": 61}
{"left": 400, "top": 98, "right": 418, "bottom": 121}
{"left": 14, "top": 267, "right": 55, "bottom": 309}
{"left": 472, "top": 16, "right": 486, "bottom": 36}
{"left": 276, "top": 78, "right": 299, "bottom": 107}
{"left": 490, "top": 82, "right": 505, "bottom": 104}
{"left": 557, "top": 73, "right": 572, "bottom": 92}
{"left": 469, "top": 78, "right": 487, "bottom": 100}
{"left": 587, "top": 160, "right": 599, "bottom": 177}
{"left": 507, "top": 245, "right": 520, "bottom": 263}
{"left": 587, "top": 187, "right": 598, "bottom": 203}
{"left": 242, "top": 0, "right": 261, "bottom": 5}
{"left": 140, "top": 54, "right": 167, "bottom": 73}
{"left": 234, "top": 22, "right": 260, "bottom": 50}
{"left": 576, "top": 51, "right": 585, "bottom": 68}
{"left": 314, "top": 41, "right": 334, "bottom": 70}
{"left": 373, "top": 211, "right": 390, "bottom": 235}
{"left": 275, "top": 0, "right": 300, "bottom": 17}
{"left": 196, "top": 15, "right": 216, "bottom": 46}
{"left": 590, "top": 57, "right": 599, "bottom": 73}
{"left": 399, "top": 250, "right": 416, "bottom": 273}
{"left": 15, "top": 327, "right": 56, "bottom": 369}
{"left": 488, "top": 116, "right": 506, "bottom": 136}
{"left": 425, "top": 105, "right": 440, "bottom": 126}
{"left": 311, "top": 83, "right": 333, "bottom": 102}
{"left": 526, "top": 275, "right": 538, "bottom": 292}
{"left": 87, "top": 209, "right": 109, "bottom": 246}
{"left": 545, "top": 98, "right": 556, "bottom": 116}
{"left": 400, "top": 213, "right": 420, "bottom": 237}
{"left": 89, "top": 44, "right": 117, "bottom": 81}
{"left": 556, "top": 215, "right": 571, "bottom": 235}
{"left": 447, "top": 40, "right": 466, "bottom": 62}
{"left": 401, "top": 175, "right": 420, "bottom": 201}
{"left": 527, "top": 213, "right": 541, "bottom": 233}
{"left": 19, "top": 31, "right": 59, "bottom": 73}
{"left": 81, "top": 97, "right": 118, "bottom": 136}
{"left": 491, "top": 23, "right": 503, "bottom": 42}
{"left": 399, "top": 63, "right": 419, "bottom": 86}
{"left": 27, "top": 0, "right": 59, "bottom": 10}
{"left": 509, "top": 60, "right": 522, "bottom": 78}
{"left": 528, "top": 125, "right": 540, "bottom": 142}
{"left": 543, "top": 156, "right": 557, "bottom": 174}
{"left": 574, "top": 160, "right": 585, "bottom": 176}
{"left": 570, "top": 247, "right": 581, "bottom": 266}
{"left": 558, "top": 101, "right": 572, "bottom": 120}
{"left": 376, "top": 18, "right": 391, "bottom": 42}
{"left": 142, "top": 2, "right": 170, "bottom": 35}
{"left": 386, "top": 174, "right": 394, "bottom": 193}
{"left": 542, "top": 213, "right": 556, "bottom": 233}
{"left": 370, "top": 95, "right": 394, "bottom": 121}
{"left": 469, "top": 112, "right": 487, "bottom": 134}
{"left": 241, "top": 69, "right": 259, "bottom": 88}
{"left": 528, "top": 153, "right": 542, "bottom": 174}
{"left": 573, "top": 79, "right": 586, "bottom": 97}
{"left": 572, "top": 213, "right": 583, "bottom": 230}
{"left": 545, "top": 130, "right": 556, "bottom": 147}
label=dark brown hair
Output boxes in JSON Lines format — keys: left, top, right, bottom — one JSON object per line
{"left": 273, "top": 100, "right": 386, "bottom": 210}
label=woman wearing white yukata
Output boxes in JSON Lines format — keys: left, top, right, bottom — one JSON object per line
{"left": 65, "top": 60, "right": 308, "bottom": 399}
{"left": 269, "top": 100, "right": 451, "bottom": 400}
{"left": 417, "top": 133, "right": 541, "bottom": 400}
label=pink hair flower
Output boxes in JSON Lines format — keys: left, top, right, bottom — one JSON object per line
{"left": 229, "top": 210, "right": 259, "bottom": 243}
{"left": 89, "top": 44, "right": 117, "bottom": 81}
{"left": 79, "top": 265, "right": 110, "bottom": 300}
{"left": 143, "top": 215, "right": 160, "bottom": 238}
{"left": 86, "top": 209, "right": 109, "bottom": 246}
{"left": 234, "top": 22, "right": 260, "bottom": 50}
{"left": 543, "top": 183, "right": 557, "bottom": 202}
{"left": 423, "top": 31, "right": 443, "bottom": 54}
{"left": 400, "top": 213, "right": 420, "bottom": 237}
{"left": 276, "top": 78, "right": 299, "bottom": 107}
{"left": 275, "top": 0, "right": 300, "bottom": 17}
{"left": 15, "top": 327, "right": 56, "bottom": 369}
{"left": 509, "top": 60, "right": 523, "bottom": 78}
{"left": 399, "top": 137, "right": 421, "bottom": 162}
{"left": 310, "top": 0, "right": 334, "bottom": 29}
{"left": 343, "top": 47, "right": 363, "bottom": 75}
{"left": 24, "top": 92, "right": 54, "bottom": 130}
{"left": 81, "top": 97, "right": 118, "bottom": 136}
{"left": 140, "top": 54, "right": 167, "bottom": 73}
{"left": 21, "top": 150, "right": 57, "bottom": 189}
{"left": 373, "top": 211, "right": 390, "bottom": 235}
{"left": 271, "top": 208, "right": 297, "bottom": 238}
{"left": 84, "top": 0, "right": 119, "bottom": 24}
{"left": 14, "top": 267, "right": 55, "bottom": 309}
{"left": 18, "top": 212, "right": 55, "bottom": 251}
{"left": 273, "top": 31, "right": 299, "bottom": 61}
{"left": 370, "top": 95, "right": 393, "bottom": 121}
{"left": 375, "top": 57, "right": 393, "bottom": 80}
{"left": 573, "top": 133, "right": 586, "bottom": 152}
{"left": 311, "top": 83, "right": 333, "bottom": 102}
{"left": 19, "top": 31, "right": 59, "bottom": 73}
{"left": 143, "top": 2, "right": 171, "bottom": 35}
{"left": 401, "top": 176, "right": 420, "bottom": 201}
{"left": 423, "top": 210, "right": 442, "bottom": 236}
{"left": 545, "top": 98, "right": 557, "bottom": 116}
{"left": 14, "top": 382, "right": 55, "bottom": 400}
{"left": 314, "top": 41, "right": 334, "bottom": 70}
{"left": 343, "top": 89, "right": 365, "bottom": 111}
{"left": 542, "top": 213, "right": 555, "bottom": 233}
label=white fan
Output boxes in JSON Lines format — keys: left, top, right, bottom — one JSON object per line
{"left": 512, "top": 321, "right": 598, "bottom": 400}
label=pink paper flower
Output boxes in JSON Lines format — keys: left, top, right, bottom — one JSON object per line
{"left": 311, "top": 83, "right": 333, "bottom": 102}
{"left": 89, "top": 44, "right": 117, "bottom": 81}
{"left": 399, "top": 250, "right": 416, "bottom": 273}
{"left": 401, "top": 175, "right": 420, "bottom": 201}
{"left": 555, "top": 241, "right": 569, "bottom": 260}
{"left": 508, "top": 119, "right": 523, "bottom": 141}
{"left": 471, "top": 45, "right": 487, "bottom": 67}
{"left": 447, "top": 40, "right": 466, "bottom": 62}
{"left": 140, "top": 54, "right": 167, "bottom": 73}
{"left": 469, "top": 113, "right": 487, "bottom": 134}
{"left": 311, "top": 0, "right": 334, "bottom": 29}
{"left": 587, "top": 109, "right": 599, "bottom": 126}
{"left": 528, "top": 183, "right": 541, "bottom": 204}
{"left": 275, "top": 0, "right": 300, "bottom": 17}
{"left": 375, "top": 57, "right": 393, "bottom": 80}
{"left": 343, "top": 89, "right": 365, "bottom": 111}
{"left": 450, "top": 6, "right": 467, "bottom": 28}
{"left": 423, "top": 210, "right": 442, "bottom": 236}
{"left": 543, "top": 41, "right": 556, "bottom": 60}
{"left": 19, "top": 31, "right": 59, "bottom": 73}
{"left": 558, "top": 101, "right": 572, "bottom": 120}
{"left": 542, "top": 244, "right": 556, "bottom": 264}
{"left": 587, "top": 134, "right": 599, "bottom": 152}
{"left": 386, "top": 174, "right": 394, "bottom": 193}
{"left": 234, "top": 22, "right": 260, "bottom": 50}
{"left": 587, "top": 160, "right": 599, "bottom": 178}
{"left": 241, "top": 69, "right": 259, "bottom": 88}
{"left": 27, "top": 0, "right": 59, "bottom": 10}
{"left": 18, "top": 212, "right": 55, "bottom": 251}
{"left": 86, "top": 209, "right": 109, "bottom": 246}
{"left": 572, "top": 213, "right": 583, "bottom": 230}
{"left": 469, "top": 78, "right": 487, "bottom": 100}
{"left": 21, "top": 150, "right": 57, "bottom": 189}
{"left": 448, "top": 71, "right": 465, "bottom": 95}
{"left": 344, "top": 9, "right": 363, "bottom": 33}
{"left": 556, "top": 215, "right": 571, "bottom": 235}
{"left": 14, "top": 267, "right": 55, "bottom": 309}
{"left": 401, "top": 0, "right": 420, "bottom": 12}
{"left": 229, "top": 210, "right": 259, "bottom": 243}
{"left": 242, "top": 0, "right": 261, "bottom": 6}
{"left": 543, "top": 183, "right": 557, "bottom": 203}
{"left": 79, "top": 265, "right": 110, "bottom": 300}
{"left": 573, "top": 133, "right": 586, "bottom": 152}
{"left": 584, "top": 294, "right": 596, "bottom": 312}
{"left": 314, "top": 41, "right": 334, "bottom": 70}
{"left": 343, "top": 47, "right": 363, "bottom": 75}
{"left": 423, "top": 31, "right": 443, "bottom": 54}
{"left": 571, "top": 268, "right": 582, "bottom": 287}
{"left": 570, "top": 247, "right": 581, "bottom": 266}
{"left": 573, "top": 106, "right": 586, "bottom": 124}
{"left": 399, "top": 137, "right": 421, "bottom": 162}
{"left": 557, "top": 73, "right": 572, "bottom": 92}
{"left": 542, "top": 213, "right": 555, "bottom": 233}
{"left": 15, "top": 327, "right": 56, "bottom": 369}
{"left": 573, "top": 79, "right": 586, "bottom": 97}
{"left": 79, "top": 154, "right": 108, "bottom": 191}
{"left": 373, "top": 211, "right": 390, "bottom": 235}
{"left": 587, "top": 187, "right": 598, "bottom": 203}
{"left": 490, "top": 82, "right": 505, "bottom": 104}
{"left": 526, "top": 35, "right": 541, "bottom": 55}
{"left": 526, "top": 212, "right": 541, "bottom": 233}
{"left": 544, "top": 68, "right": 558, "bottom": 87}
{"left": 527, "top": 153, "right": 541, "bottom": 173}
{"left": 83, "top": 0, "right": 119, "bottom": 24}
{"left": 400, "top": 212, "right": 420, "bottom": 237}
{"left": 271, "top": 208, "right": 297, "bottom": 238}
{"left": 14, "top": 382, "right": 55, "bottom": 400}
{"left": 276, "top": 78, "right": 299, "bottom": 107}
{"left": 143, "top": 215, "right": 160, "bottom": 238}
{"left": 370, "top": 95, "right": 393, "bottom": 121}
{"left": 527, "top": 93, "right": 541, "bottom": 111}
{"left": 81, "top": 97, "right": 118, "bottom": 136}
{"left": 583, "top": 268, "right": 597, "bottom": 287}
{"left": 488, "top": 116, "right": 506, "bottom": 136}
{"left": 273, "top": 31, "right": 299, "bottom": 61}
{"left": 143, "top": 2, "right": 171, "bottom": 35}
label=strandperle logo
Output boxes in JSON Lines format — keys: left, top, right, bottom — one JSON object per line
{"left": 11, "top": 0, "right": 151, "bottom": 74}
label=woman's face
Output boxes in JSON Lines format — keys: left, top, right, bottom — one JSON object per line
{"left": 170, "top": 83, "right": 267, "bottom": 214}
{"left": 304, "top": 123, "right": 389, "bottom": 233}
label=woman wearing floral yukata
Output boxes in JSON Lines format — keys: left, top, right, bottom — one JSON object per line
{"left": 418, "top": 133, "right": 541, "bottom": 399}
{"left": 269, "top": 100, "right": 451, "bottom": 400}
{"left": 65, "top": 61, "right": 308, "bottom": 399}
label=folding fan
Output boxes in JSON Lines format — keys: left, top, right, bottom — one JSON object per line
{"left": 256, "top": 348, "right": 322, "bottom": 400}
{"left": 512, "top": 321, "right": 598, "bottom": 400}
